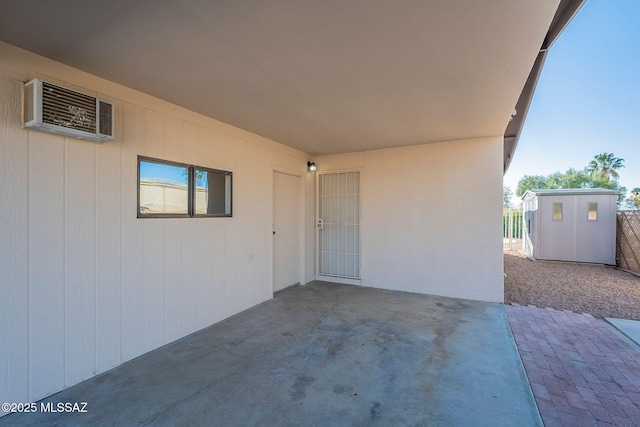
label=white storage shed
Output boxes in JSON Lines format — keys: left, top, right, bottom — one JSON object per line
{"left": 522, "top": 188, "right": 618, "bottom": 264}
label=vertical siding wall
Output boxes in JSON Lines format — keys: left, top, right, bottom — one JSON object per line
{"left": 316, "top": 137, "right": 504, "bottom": 303}
{"left": 0, "top": 44, "right": 312, "bottom": 406}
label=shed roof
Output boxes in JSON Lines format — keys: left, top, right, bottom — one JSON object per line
{"left": 522, "top": 188, "right": 620, "bottom": 199}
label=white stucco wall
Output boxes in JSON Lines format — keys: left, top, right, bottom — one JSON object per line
{"left": 0, "top": 40, "right": 504, "bottom": 409}
{"left": 316, "top": 137, "right": 504, "bottom": 302}
{"left": 0, "top": 42, "right": 315, "bottom": 407}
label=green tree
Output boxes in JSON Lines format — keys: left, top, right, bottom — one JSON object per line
{"left": 546, "top": 168, "right": 590, "bottom": 189}
{"left": 516, "top": 164, "right": 627, "bottom": 206}
{"left": 587, "top": 174, "right": 626, "bottom": 206}
{"left": 626, "top": 188, "right": 640, "bottom": 210}
{"left": 504, "top": 186, "right": 513, "bottom": 208}
{"left": 516, "top": 175, "right": 548, "bottom": 197}
{"left": 586, "top": 152, "right": 625, "bottom": 180}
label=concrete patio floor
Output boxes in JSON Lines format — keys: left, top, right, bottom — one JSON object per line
{"left": 0, "top": 281, "right": 540, "bottom": 426}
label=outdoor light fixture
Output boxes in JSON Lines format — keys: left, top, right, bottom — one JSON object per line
{"left": 308, "top": 161, "right": 317, "bottom": 172}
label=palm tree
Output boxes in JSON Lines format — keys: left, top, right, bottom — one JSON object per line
{"left": 586, "top": 152, "right": 624, "bottom": 181}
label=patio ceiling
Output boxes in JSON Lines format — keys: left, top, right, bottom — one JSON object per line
{"left": 0, "top": 0, "right": 579, "bottom": 160}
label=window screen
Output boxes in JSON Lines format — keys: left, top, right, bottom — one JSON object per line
{"left": 194, "top": 167, "right": 232, "bottom": 216}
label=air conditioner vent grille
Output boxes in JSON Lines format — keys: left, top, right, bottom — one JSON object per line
{"left": 98, "top": 100, "right": 113, "bottom": 137}
{"left": 42, "top": 81, "right": 97, "bottom": 133}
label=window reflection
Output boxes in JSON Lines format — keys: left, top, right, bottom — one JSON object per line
{"left": 139, "top": 160, "right": 189, "bottom": 215}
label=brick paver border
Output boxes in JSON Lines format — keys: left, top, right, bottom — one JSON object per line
{"left": 506, "top": 304, "right": 640, "bottom": 426}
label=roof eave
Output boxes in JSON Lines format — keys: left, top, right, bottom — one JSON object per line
{"left": 503, "top": 0, "right": 588, "bottom": 174}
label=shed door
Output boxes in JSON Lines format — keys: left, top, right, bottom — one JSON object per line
{"left": 539, "top": 197, "right": 574, "bottom": 261}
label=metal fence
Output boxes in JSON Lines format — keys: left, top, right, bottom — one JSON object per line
{"left": 617, "top": 210, "right": 640, "bottom": 273}
{"left": 503, "top": 209, "right": 523, "bottom": 250}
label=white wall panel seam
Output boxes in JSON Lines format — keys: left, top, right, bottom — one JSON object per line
{"left": 26, "top": 130, "right": 31, "bottom": 401}
{"left": 63, "top": 138, "right": 68, "bottom": 387}
{"left": 94, "top": 146, "right": 98, "bottom": 375}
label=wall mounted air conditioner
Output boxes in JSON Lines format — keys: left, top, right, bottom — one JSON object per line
{"left": 23, "top": 78, "right": 114, "bottom": 142}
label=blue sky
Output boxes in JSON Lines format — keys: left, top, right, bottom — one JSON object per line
{"left": 140, "top": 160, "right": 213, "bottom": 188}
{"left": 504, "top": 0, "right": 640, "bottom": 198}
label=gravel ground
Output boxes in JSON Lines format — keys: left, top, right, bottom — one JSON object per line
{"left": 504, "top": 249, "right": 640, "bottom": 320}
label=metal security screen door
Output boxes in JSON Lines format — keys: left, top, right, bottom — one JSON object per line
{"left": 317, "top": 171, "right": 360, "bottom": 279}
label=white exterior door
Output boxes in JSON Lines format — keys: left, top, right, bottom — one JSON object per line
{"left": 273, "top": 172, "right": 301, "bottom": 292}
{"left": 317, "top": 171, "right": 360, "bottom": 279}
